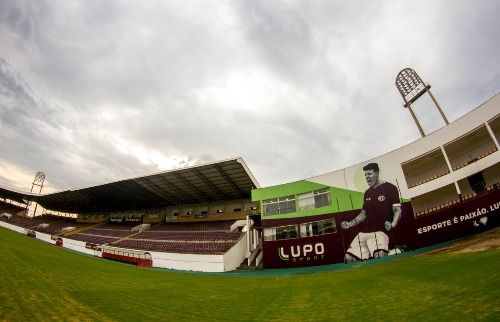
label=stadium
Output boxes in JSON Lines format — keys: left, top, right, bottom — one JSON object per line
{"left": 1, "top": 68, "right": 499, "bottom": 271}
{"left": 1, "top": 69, "right": 499, "bottom": 320}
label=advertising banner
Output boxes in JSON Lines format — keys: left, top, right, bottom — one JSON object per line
{"left": 261, "top": 189, "right": 499, "bottom": 269}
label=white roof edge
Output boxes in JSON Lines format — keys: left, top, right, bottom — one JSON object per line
{"left": 126, "top": 156, "right": 261, "bottom": 188}
{"left": 44, "top": 157, "right": 261, "bottom": 194}
{"left": 0, "top": 183, "right": 39, "bottom": 197}
{"left": 235, "top": 157, "right": 261, "bottom": 188}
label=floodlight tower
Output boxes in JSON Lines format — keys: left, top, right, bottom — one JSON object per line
{"left": 25, "top": 171, "right": 45, "bottom": 217}
{"left": 395, "top": 68, "right": 449, "bottom": 137}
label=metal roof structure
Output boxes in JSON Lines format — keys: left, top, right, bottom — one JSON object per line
{"left": 3, "top": 158, "right": 260, "bottom": 214}
{"left": 0, "top": 185, "right": 36, "bottom": 205}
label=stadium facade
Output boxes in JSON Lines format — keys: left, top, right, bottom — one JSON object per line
{"left": 254, "top": 94, "right": 499, "bottom": 268}
{"left": 1, "top": 92, "right": 499, "bottom": 272}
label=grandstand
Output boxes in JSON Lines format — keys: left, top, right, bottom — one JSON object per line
{"left": 0, "top": 158, "right": 261, "bottom": 272}
{"left": 0, "top": 91, "right": 499, "bottom": 272}
{"left": 112, "top": 221, "right": 243, "bottom": 254}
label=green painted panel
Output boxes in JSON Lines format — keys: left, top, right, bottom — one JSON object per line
{"left": 252, "top": 180, "right": 365, "bottom": 220}
{"left": 251, "top": 180, "right": 329, "bottom": 201}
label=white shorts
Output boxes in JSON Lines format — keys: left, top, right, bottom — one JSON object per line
{"left": 346, "top": 231, "right": 389, "bottom": 260}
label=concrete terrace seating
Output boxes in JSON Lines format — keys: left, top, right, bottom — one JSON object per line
{"left": 96, "top": 222, "right": 138, "bottom": 230}
{"left": 149, "top": 220, "right": 235, "bottom": 232}
{"left": 82, "top": 228, "right": 133, "bottom": 238}
{"left": 408, "top": 170, "right": 450, "bottom": 188}
{"left": 69, "top": 233, "right": 119, "bottom": 245}
{"left": 64, "top": 221, "right": 139, "bottom": 245}
{"left": 415, "top": 183, "right": 500, "bottom": 217}
{"left": 34, "top": 219, "right": 86, "bottom": 235}
{"left": 112, "top": 220, "right": 243, "bottom": 254}
{"left": 0, "top": 214, "right": 36, "bottom": 228}
{"left": 114, "top": 239, "right": 236, "bottom": 254}
{"left": 0, "top": 213, "right": 83, "bottom": 234}
{"left": 131, "top": 231, "right": 242, "bottom": 241}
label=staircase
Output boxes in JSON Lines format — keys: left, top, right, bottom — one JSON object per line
{"left": 237, "top": 248, "right": 263, "bottom": 271}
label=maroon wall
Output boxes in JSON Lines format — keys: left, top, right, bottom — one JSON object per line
{"left": 262, "top": 189, "right": 499, "bottom": 269}
{"left": 412, "top": 189, "right": 500, "bottom": 248}
{"left": 102, "top": 252, "right": 153, "bottom": 267}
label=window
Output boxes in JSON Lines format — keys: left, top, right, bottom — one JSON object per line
{"left": 262, "top": 196, "right": 296, "bottom": 216}
{"left": 263, "top": 198, "right": 279, "bottom": 215}
{"left": 314, "top": 188, "right": 331, "bottom": 208}
{"left": 300, "top": 218, "right": 337, "bottom": 238}
{"left": 263, "top": 225, "right": 299, "bottom": 241}
{"left": 297, "top": 192, "right": 315, "bottom": 211}
{"left": 297, "top": 188, "right": 331, "bottom": 211}
{"left": 278, "top": 196, "right": 296, "bottom": 214}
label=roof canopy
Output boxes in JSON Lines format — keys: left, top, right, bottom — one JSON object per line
{"left": 7, "top": 158, "right": 260, "bottom": 214}
{"left": 0, "top": 185, "right": 36, "bottom": 205}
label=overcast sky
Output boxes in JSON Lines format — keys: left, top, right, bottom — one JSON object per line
{"left": 0, "top": 0, "right": 499, "bottom": 193}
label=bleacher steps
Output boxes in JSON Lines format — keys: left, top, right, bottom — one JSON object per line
{"left": 58, "top": 220, "right": 107, "bottom": 237}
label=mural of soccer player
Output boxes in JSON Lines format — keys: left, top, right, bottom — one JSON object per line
{"left": 341, "top": 163, "right": 402, "bottom": 262}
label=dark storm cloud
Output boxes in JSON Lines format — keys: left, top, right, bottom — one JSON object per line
{"left": 0, "top": 0, "right": 499, "bottom": 191}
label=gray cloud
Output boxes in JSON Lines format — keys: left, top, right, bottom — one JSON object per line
{"left": 0, "top": 0, "right": 499, "bottom": 192}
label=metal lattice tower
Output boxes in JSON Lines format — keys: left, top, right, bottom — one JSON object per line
{"left": 31, "top": 172, "right": 45, "bottom": 193}
{"left": 25, "top": 171, "right": 45, "bottom": 217}
{"left": 396, "top": 68, "right": 449, "bottom": 137}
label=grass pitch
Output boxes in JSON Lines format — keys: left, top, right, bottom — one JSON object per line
{"left": 0, "top": 227, "right": 499, "bottom": 321}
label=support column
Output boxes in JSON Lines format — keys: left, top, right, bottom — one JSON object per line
{"left": 440, "top": 145, "right": 461, "bottom": 197}
{"left": 246, "top": 216, "right": 251, "bottom": 258}
{"left": 485, "top": 122, "right": 500, "bottom": 149}
{"left": 428, "top": 88, "right": 449, "bottom": 125}
{"left": 440, "top": 145, "right": 454, "bottom": 174}
{"left": 408, "top": 103, "right": 425, "bottom": 137}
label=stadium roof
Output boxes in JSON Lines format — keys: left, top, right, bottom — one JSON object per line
{"left": 4, "top": 158, "right": 260, "bottom": 213}
{"left": 0, "top": 185, "right": 37, "bottom": 205}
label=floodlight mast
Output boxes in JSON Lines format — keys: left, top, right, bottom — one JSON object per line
{"left": 25, "top": 171, "right": 45, "bottom": 217}
{"left": 31, "top": 172, "right": 45, "bottom": 193}
{"left": 395, "top": 68, "right": 449, "bottom": 137}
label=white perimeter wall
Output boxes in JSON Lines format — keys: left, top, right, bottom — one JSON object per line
{"left": 61, "top": 237, "right": 102, "bottom": 257}
{"left": 1, "top": 221, "right": 247, "bottom": 272}
{"left": 149, "top": 251, "right": 224, "bottom": 272}
{"left": 0, "top": 220, "right": 27, "bottom": 234}
{"left": 0, "top": 221, "right": 55, "bottom": 245}
{"left": 36, "top": 232, "right": 56, "bottom": 245}
{"left": 223, "top": 234, "right": 248, "bottom": 271}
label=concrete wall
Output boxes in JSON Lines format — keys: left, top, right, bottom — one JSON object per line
{"left": 61, "top": 237, "right": 101, "bottom": 257}
{"left": 223, "top": 235, "right": 248, "bottom": 271}
{"left": 149, "top": 250, "right": 225, "bottom": 272}
{"left": 36, "top": 232, "right": 56, "bottom": 245}
{"left": 0, "top": 222, "right": 55, "bottom": 245}
{"left": 0, "top": 220, "right": 27, "bottom": 234}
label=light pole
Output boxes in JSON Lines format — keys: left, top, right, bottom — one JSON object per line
{"left": 395, "top": 68, "right": 449, "bottom": 137}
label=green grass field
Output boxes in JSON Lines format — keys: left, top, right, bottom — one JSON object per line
{"left": 1, "top": 227, "right": 499, "bottom": 322}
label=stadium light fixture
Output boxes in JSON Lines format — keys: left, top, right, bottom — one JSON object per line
{"left": 396, "top": 68, "right": 449, "bottom": 137}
